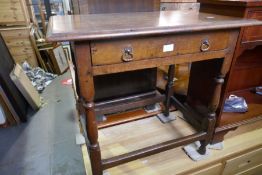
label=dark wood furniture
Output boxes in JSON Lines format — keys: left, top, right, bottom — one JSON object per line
{"left": 198, "top": 0, "right": 262, "bottom": 143}
{"left": 47, "top": 11, "right": 261, "bottom": 174}
{"left": 0, "top": 34, "right": 28, "bottom": 122}
{"left": 72, "top": 0, "right": 160, "bottom": 14}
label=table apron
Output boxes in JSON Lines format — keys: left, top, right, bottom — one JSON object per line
{"left": 92, "top": 49, "right": 229, "bottom": 75}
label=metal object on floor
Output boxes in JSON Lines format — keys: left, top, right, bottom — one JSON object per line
{"left": 144, "top": 103, "right": 161, "bottom": 113}
{"left": 157, "top": 111, "right": 177, "bottom": 123}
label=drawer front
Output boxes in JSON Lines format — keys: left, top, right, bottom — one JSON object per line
{"left": 189, "top": 163, "right": 223, "bottom": 175}
{"left": 223, "top": 147, "right": 262, "bottom": 175}
{"left": 1, "top": 28, "right": 38, "bottom": 67}
{"left": 0, "top": 0, "right": 29, "bottom": 25}
{"left": 4, "top": 38, "right": 31, "bottom": 47}
{"left": 9, "top": 46, "right": 34, "bottom": 55}
{"left": 242, "top": 10, "right": 262, "bottom": 43}
{"left": 237, "top": 164, "right": 262, "bottom": 175}
{"left": 91, "top": 31, "right": 230, "bottom": 66}
{"left": 0, "top": 28, "right": 30, "bottom": 39}
{"left": 13, "top": 54, "right": 38, "bottom": 67}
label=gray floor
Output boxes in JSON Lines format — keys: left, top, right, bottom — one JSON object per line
{"left": 0, "top": 72, "right": 86, "bottom": 175}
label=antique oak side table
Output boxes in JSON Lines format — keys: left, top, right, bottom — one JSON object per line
{"left": 47, "top": 11, "right": 261, "bottom": 175}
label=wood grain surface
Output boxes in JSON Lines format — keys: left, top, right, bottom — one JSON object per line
{"left": 80, "top": 117, "right": 262, "bottom": 175}
{"left": 46, "top": 11, "right": 262, "bottom": 42}
{"left": 91, "top": 31, "right": 229, "bottom": 65}
{"left": 0, "top": 26, "right": 38, "bottom": 67}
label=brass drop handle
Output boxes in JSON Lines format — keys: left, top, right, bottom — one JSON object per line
{"left": 201, "top": 39, "right": 210, "bottom": 52}
{"left": 122, "top": 47, "right": 133, "bottom": 62}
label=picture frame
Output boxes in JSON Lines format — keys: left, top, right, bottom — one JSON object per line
{"left": 62, "top": 44, "right": 72, "bottom": 61}
{"left": 50, "top": 45, "right": 69, "bottom": 74}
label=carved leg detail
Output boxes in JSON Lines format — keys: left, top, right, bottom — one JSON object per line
{"left": 75, "top": 43, "right": 103, "bottom": 175}
{"left": 198, "top": 113, "right": 216, "bottom": 155}
{"left": 89, "top": 144, "right": 103, "bottom": 175}
{"left": 209, "top": 76, "right": 225, "bottom": 112}
{"left": 164, "top": 65, "right": 175, "bottom": 116}
{"left": 198, "top": 75, "right": 224, "bottom": 154}
{"left": 84, "top": 102, "right": 103, "bottom": 175}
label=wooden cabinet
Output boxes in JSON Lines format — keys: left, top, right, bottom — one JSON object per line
{"left": 0, "top": 0, "right": 38, "bottom": 67}
{"left": 72, "top": 0, "right": 160, "bottom": 14}
{"left": 242, "top": 10, "right": 262, "bottom": 43}
{"left": 0, "top": 0, "right": 30, "bottom": 26}
{"left": 191, "top": 163, "right": 223, "bottom": 175}
{"left": 198, "top": 0, "right": 262, "bottom": 143}
{"left": 0, "top": 26, "right": 38, "bottom": 67}
{"left": 223, "top": 148, "right": 262, "bottom": 175}
{"left": 187, "top": 147, "right": 262, "bottom": 175}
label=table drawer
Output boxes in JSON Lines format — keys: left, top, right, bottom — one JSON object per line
{"left": 0, "top": 0, "right": 29, "bottom": 26}
{"left": 9, "top": 46, "right": 34, "bottom": 55}
{"left": 91, "top": 31, "right": 230, "bottom": 65}
{"left": 13, "top": 54, "right": 38, "bottom": 67}
{"left": 0, "top": 28, "right": 30, "bottom": 39}
{"left": 4, "top": 38, "right": 31, "bottom": 47}
{"left": 242, "top": 10, "right": 262, "bottom": 43}
{"left": 222, "top": 147, "right": 262, "bottom": 175}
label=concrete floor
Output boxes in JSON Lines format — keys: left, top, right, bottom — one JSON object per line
{"left": 0, "top": 72, "right": 85, "bottom": 175}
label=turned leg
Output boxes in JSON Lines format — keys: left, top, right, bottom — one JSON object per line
{"left": 198, "top": 112, "right": 216, "bottom": 154}
{"left": 75, "top": 42, "right": 103, "bottom": 175}
{"left": 198, "top": 75, "right": 225, "bottom": 154}
{"left": 198, "top": 67, "right": 227, "bottom": 154}
{"left": 83, "top": 101, "right": 103, "bottom": 175}
{"left": 164, "top": 65, "right": 175, "bottom": 116}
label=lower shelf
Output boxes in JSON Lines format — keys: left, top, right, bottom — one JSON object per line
{"left": 97, "top": 104, "right": 176, "bottom": 129}
{"left": 95, "top": 90, "right": 164, "bottom": 116}
{"left": 219, "top": 88, "right": 262, "bottom": 126}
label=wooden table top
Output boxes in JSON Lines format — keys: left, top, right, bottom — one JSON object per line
{"left": 46, "top": 11, "right": 262, "bottom": 42}
{"left": 198, "top": 0, "right": 262, "bottom": 7}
